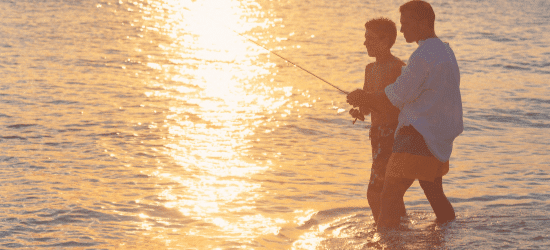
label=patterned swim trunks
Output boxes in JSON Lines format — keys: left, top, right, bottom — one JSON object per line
{"left": 368, "top": 125, "right": 396, "bottom": 193}
{"left": 386, "top": 125, "right": 449, "bottom": 182}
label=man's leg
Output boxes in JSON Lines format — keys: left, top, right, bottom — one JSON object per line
{"left": 396, "top": 178, "right": 414, "bottom": 217}
{"left": 377, "top": 177, "right": 414, "bottom": 229}
{"left": 418, "top": 176, "right": 455, "bottom": 223}
{"left": 369, "top": 177, "right": 413, "bottom": 223}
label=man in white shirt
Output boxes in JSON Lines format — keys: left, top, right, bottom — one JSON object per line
{"left": 347, "top": 0, "right": 463, "bottom": 229}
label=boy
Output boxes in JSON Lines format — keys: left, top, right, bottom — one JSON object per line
{"left": 348, "top": 18, "right": 411, "bottom": 224}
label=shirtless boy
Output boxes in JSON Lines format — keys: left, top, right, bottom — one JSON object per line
{"left": 348, "top": 18, "right": 411, "bottom": 224}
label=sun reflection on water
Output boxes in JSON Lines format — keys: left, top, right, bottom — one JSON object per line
{"left": 127, "top": 0, "right": 290, "bottom": 245}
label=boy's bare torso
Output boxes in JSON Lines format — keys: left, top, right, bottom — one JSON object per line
{"left": 363, "top": 56, "right": 405, "bottom": 129}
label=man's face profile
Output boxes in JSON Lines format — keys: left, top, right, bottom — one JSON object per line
{"left": 400, "top": 11, "right": 417, "bottom": 43}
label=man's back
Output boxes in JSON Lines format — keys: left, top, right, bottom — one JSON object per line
{"left": 385, "top": 38, "right": 463, "bottom": 162}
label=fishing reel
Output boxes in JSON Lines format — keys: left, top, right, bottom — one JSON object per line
{"left": 349, "top": 108, "right": 365, "bottom": 124}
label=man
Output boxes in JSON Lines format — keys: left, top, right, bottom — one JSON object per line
{"left": 349, "top": 17, "right": 410, "bottom": 224}
{"left": 348, "top": 0, "right": 463, "bottom": 229}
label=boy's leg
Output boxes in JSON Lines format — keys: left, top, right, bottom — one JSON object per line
{"left": 368, "top": 128, "right": 393, "bottom": 223}
{"left": 377, "top": 176, "right": 414, "bottom": 229}
{"left": 367, "top": 169, "right": 384, "bottom": 223}
{"left": 418, "top": 176, "right": 455, "bottom": 223}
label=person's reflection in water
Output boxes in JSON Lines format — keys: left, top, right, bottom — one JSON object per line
{"left": 348, "top": 0, "right": 463, "bottom": 230}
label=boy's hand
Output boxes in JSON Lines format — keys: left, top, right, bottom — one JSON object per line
{"left": 346, "top": 89, "right": 367, "bottom": 107}
{"left": 349, "top": 108, "right": 365, "bottom": 123}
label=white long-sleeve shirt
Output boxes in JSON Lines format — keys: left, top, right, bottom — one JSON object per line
{"left": 385, "top": 38, "right": 463, "bottom": 162}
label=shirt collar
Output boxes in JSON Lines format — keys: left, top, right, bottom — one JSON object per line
{"left": 418, "top": 39, "right": 427, "bottom": 46}
{"left": 418, "top": 37, "right": 438, "bottom": 46}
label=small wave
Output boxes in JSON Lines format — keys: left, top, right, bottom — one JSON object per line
{"left": 97, "top": 132, "right": 122, "bottom": 137}
{"left": 103, "top": 49, "right": 121, "bottom": 55}
{"left": 41, "top": 241, "right": 101, "bottom": 247}
{"left": 451, "top": 194, "right": 548, "bottom": 203}
{"left": 463, "top": 126, "right": 482, "bottom": 131}
{"left": 1, "top": 136, "right": 27, "bottom": 140}
{"left": 47, "top": 100, "right": 80, "bottom": 105}
{"left": 7, "top": 124, "right": 37, "bottom": 129}
{"left": 477, "top": 32, "right": 515, "bottom": 43}
{"left": 65, "top": 81, "right": 85, "bottom": 85}
{"left": 468, "top": 106, "right": 550, "bottom": 129}
{"left": 533, "top": 62, "right": 550, "bottom": 68}
{"left": 284, "top": 124, "right": 323, "bottom": 136}
{"left": 57, "top": 128, "right": 83, "bottom": 132}
{"left": 503, "top": 65, "right": 531, "bottom": 71}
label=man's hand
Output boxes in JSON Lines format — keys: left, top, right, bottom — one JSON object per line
{"left": 346, "top": 89, "right": 368, "bottom": 107}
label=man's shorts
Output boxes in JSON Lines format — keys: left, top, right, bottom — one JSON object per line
{"left": 368, "top": 125, "right": 396, "bottom": 193}
{"left": 386, "top": 125, "right": 449, "bottom": 182}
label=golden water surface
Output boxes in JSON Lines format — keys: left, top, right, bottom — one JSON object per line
{"left": 0, "top": 0, "right": 549, "bottom": 249}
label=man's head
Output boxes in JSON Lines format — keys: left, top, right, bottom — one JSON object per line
{"left": 399, "top": 0, "right": 436, "bottom": 43}
{"left": 364, "top": 18, "right": 397, "bottom": 58}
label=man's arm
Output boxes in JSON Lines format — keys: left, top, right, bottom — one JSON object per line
{"left": 384, "top": 55, "right": 428, "bottom": 110}
{"left": 347, "top": 63, "right": 403, "bottom": 113}
{"left": 366, "top": 90, "right": 396, "bottom": 113}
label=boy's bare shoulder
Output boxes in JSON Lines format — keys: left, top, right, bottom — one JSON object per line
{"left": 365, "top": 62, "right": 376, "bottom": 70}
{"left": 388, "top": 56, "right": 406, "bottom": 73}
{"left": 391, "top": 56, "right": 406, "bottom": 67}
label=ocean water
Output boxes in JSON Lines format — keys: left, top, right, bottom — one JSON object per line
{"left": 0, "top": 0, "right": 549, "bottom": 249}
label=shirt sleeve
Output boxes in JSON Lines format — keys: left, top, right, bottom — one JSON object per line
{"left": 384, "top": 55, "right": 428, "bottom": 110}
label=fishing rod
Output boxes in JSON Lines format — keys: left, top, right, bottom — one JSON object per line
{"left": 229, "top": 29, "right": 366, "bottom": 124}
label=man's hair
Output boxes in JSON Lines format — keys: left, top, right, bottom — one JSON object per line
{"left": 364, "top": 17, "right": 398, "bottom": 48}
{"left": 399, "top": 0, "right": 435, "bottom": 29}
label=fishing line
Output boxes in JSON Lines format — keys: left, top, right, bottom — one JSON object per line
{"left": 233, "top": 31, "right": 349, "bottom": 95}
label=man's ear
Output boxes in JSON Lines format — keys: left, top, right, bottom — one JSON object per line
{"left": 419, "top": 19, "right": 431, "bottom": 31}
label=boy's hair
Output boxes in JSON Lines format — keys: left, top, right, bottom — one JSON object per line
{"left": 364, "top": 17, "right": 398, "bottom": 48}
{"left": 399, "top": 0, "right": 435, "bottom": 29}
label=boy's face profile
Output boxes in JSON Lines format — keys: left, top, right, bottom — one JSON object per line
{"left": 364, "top": 29, "right": 387, "bottom": 58}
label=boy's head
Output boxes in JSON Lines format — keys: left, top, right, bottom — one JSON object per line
{"left": 364, "top": 18, "right": 398, "bottom": 58}
{"left": 399, "top": 0, "right": 435, "bottom": 43}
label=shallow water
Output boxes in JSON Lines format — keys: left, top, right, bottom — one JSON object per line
{"left": 0, "top": 0, "right": 549, "bottom": 249}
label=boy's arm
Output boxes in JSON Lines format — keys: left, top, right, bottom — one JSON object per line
{"left": 362, "top": 63, "right": 375, "bottom": 91}
{"left": 346, "top": 64, "right": 375, "bottom": 108}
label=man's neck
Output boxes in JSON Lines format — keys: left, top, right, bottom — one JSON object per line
{"left": 416, "top": 31, "right": 438, "bottom": 44}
